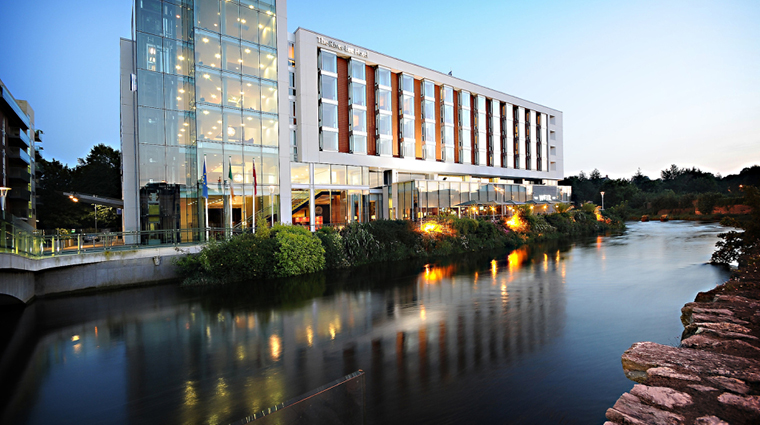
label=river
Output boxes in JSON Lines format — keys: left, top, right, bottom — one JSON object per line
{"left": 0, "top": 221, "right": 731, "bottom": 424}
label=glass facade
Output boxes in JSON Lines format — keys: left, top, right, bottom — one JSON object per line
{"left": 458, "top": 90, "right": 471, "bottom": 164}
{"left": 421, "top": 80, "right": 435, "bottom": 161}
{"left": 134, "top": 0, "right": 279, "bottom": 239}
{"left": 441, "top": 85, "right": 454, "bottom": 162}
{"left": 474, "top": 95, "right": 486, "bottom": 166}
{"left": 399, "top": 73, "right": 415, "bottom": 158}
{"left": 318, "top": 49, "right": 338, "bottom": 151}
{"left": 349, "top": 58, "right": 367, "bottom": 154}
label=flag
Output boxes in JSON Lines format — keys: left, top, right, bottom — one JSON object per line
{"left": 252, "top": 159, "right": 258, "bottom": 196}
{"left": 202, "top": 158, "right": 208, "bottom": 199}
{"left": 228, "top": 157, "right": 234, "bottom": 197}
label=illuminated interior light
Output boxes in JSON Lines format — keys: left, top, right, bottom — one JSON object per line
{"left": 203, "top": 110, "right": 210, "bottom": 115}
{"left": 227, "top": 127, "right": 236, "bottom": 137}
{"left": 212, "top": 126, "right": 217, "bottom": 130}
{"left": 202, "top": 38, "right": 209, "bottom": 43}
{"left": 176, "top": 96, "right": 182, "bottom": 100}
{"left": 215, "top": 54, "right": 221, "bottom": 59}
{"left": 178, "top": 55, "right": 184, "bottom": 60}
{"left": 183, "top": 122, "right": 189, "bottom": 126}
{"left": 179, "top": 89, "right": 185, "bottom": 93}
{"left": 246, "top": 83, "right": 252, "bottom": 86}
{"left": 203, "top": 74, "right": 210, "bottom": 79}
{"left": 244, "top": 49, "right": 251, "bottom": 53}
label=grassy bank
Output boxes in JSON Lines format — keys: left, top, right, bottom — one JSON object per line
{"left": 175, "top": 206, "right": 625, "bottom": 286}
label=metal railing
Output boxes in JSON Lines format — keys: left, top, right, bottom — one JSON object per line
{"left": 0, "top": 221, "right": 254, "bottom": 260}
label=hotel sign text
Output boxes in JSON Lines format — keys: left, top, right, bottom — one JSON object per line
{"left": 316, "top": 36, "right": 368, "bottom": 58}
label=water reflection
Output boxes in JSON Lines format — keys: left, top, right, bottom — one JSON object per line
{"left": 1, "top": 222, "right": 732, "bottom": 425}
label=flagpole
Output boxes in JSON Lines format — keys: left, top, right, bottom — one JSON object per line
{"left": 228, "top": 156, "right": 233, "bottom": 234}
{"left": 203, "top": 155, "right": 209, "bottom": 242}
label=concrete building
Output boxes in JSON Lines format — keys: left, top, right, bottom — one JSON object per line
{"left": 0, "top": 79, "right": 39, "bottom": 230}
{"left": 120, "top": 0, "right": 567, "bottom": 239}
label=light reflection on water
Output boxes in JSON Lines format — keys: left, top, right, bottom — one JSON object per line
{"left": 0, "top": 221, "right": 731, "bottom": 425}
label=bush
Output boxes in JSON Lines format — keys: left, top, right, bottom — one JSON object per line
{"left": 272, "top": 226, "right": 325, "bottom": 277}
{"left": 316, "top": 226, "right": 350, "bottom": 269}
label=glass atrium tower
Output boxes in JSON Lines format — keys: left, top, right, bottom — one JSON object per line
{"left": 121, "top": 0, "right": 287, "bottom": 241}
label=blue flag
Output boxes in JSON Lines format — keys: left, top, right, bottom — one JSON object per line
{"left": 202, "top": 158, "right": 209, "bottom": 199}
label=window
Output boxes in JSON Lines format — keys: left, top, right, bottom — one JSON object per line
{"left": 291, "top": 163, "right": 309, "bottom": 184}
{"left": 422, "top": 80, "right": 435, "bottom": 98}
{"left": 138, "top": 70, "right": 164, "bottom": 108}
{"left": 137, "top": 33, "right": 163, "bottom": 72}
{"left": 401, "top": 118, "right": 414, "bottom": 140}
{"left": 351, "top": 135, "right": 367, "bottom": 154}
{"left": 376, "top": 89, "right": 391, "bottom": 112}
{"left": 243, "top": 110, "right": 261, "bottom": 144}
{"left": 164, "top": 74, "right": 194, "bottom": 111}
{"left": 196, "top": 69, "right": 222, "bottom": 105}
{"left": 424, "top": 122, "right": 435, "bottom": 143}
{"left": 241, "top": 42, "right": 259, "bottom": 77}
{"left": 319, "top": 50, "right": 337, "bottom": 73}
{"left": 260, "top": 47, "right": 277, "bottom": 81}
{"left": 260, "top": 80, "right": 277, "bottom": 113}
{"left": 195, "top": 0, "right": 220, "bottom": 32}
{"left": 222, "top": 0, "right": 240, "bottom": 38}
{"left": 138, "top": 107, "right": 165, "bottom": 145}
{"left": 351, "top": 83, "right": 366, "bottom": 106}
{"left": 402, "top": 95, "right": 414, "bottom": 115}
{"left": 320, "top": 74, "right": 338, "bottom": 101}
{"left": 443, "top": 104, "right": 454, "bottom": 125}
{"left": 240, "top": 6, "right": 259, "bottom": 43}
{"left": 241, "top": 77, "right": 260, "bottom": 111}
{"left": 423, "top": 100, "right": 435, "bottom": 121}
{"left": 350, "top": 59, "right": 366, "bottom": 81}
{"left": 377, "top": 67, "right": 391, "bottom": 87}
{"left": 320, "top": 103, "right": 338, "bottom": 128}
{"left": 137, "top": 0, "right": 162, "bottom": 36}
{"left": 352, "top": 109, "right": 366, "bottom": 133}
{"left": 261, "top": 117, "right": 278, "bottom": 146}
{"left": 163, "top": 39, "right": 192, "bottom": 76}
{"left": 197, "top": 105, "right": 223, "bottom": 142}
{"left": 195, "top": 31, "right": 221, "bottom": 68}
{"left": 221, "top": 39, "right": 242, "bottom": 73}
{"left": 259, "top": 13, "right": 276, "bottom": 48}
{"left": 402, "top": 74, "right": 414, "bottom": 93}
{"left": 222, "top": 74, "right": 243, "bottom": 108}
{"left": 288, "top": 42, "right": 295, "bottom": 67}
{"left": 376, "top": 114, "right": 392, "bottom": 137}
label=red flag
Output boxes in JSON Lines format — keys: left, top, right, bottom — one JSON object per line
{"left": 252, "top": 160, "right": 258, "bottom": 196}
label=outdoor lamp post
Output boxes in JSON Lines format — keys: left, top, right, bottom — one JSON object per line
{"left": 0, "top": 187, "right": 10, "bottom": 220}
{"left": 600, "top": 191, "right": 605, "bottom": 210}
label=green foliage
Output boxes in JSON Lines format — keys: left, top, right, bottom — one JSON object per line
{"left": 272, "top": 227, "right": 325, "bottom": 277}
{"left": 554, "top": 202, "right": 572, "bottom": 214}
{"left": 316, "top": 226, "right": 350, "bottom": 269}
{"left": 581, "top": 202, "right": 597, "bottom": 213}
{"left": 712, "top": 185, "right": 760, "bottom": 267}
{"left": 697, "top": 192, "right": 722, "bottom": 215}
{"left": 341, "top": 222, "right": 380, "bottom": 265}
{"left": 36, "top": 144, "right": 122, "bottom": 230}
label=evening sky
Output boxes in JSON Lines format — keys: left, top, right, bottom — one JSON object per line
{"left": 0, "top": 0, "right": 757, "bottom": 179}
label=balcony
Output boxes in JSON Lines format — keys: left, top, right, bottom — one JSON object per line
{"left": 8, "top": 146, "right": 31, "bottom": 165}
{"left": 0, "top": 85, "right": 30, "bottom": 130}
{"left": 8, "top": 187, "right": 31, "bottom": 201}
{"left": 7, "top": 167, "right": 31, "bottom": 183}
{"left": 8, "top": 127, "right": 31, "bottom": 149}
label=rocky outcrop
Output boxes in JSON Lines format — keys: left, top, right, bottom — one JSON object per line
{"left": 606, "top": 261, "right": 760, "bottom": 424}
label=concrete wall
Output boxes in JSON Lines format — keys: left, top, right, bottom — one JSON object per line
{"left": 0, "top": 245, "right": 201, "bottom": 303}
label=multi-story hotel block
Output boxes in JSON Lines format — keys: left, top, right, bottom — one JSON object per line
{"left": 0, "top": 79, "right": 39, "bottom": 230}
{"left": 121, "top": 0, "right": 568, "bottom": 239}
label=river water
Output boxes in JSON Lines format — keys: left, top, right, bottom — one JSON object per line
{"left": 0, "top": 221, "right": 731, "bottom": 424}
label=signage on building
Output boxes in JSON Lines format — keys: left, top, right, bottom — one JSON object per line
{"left": 316, "top": 36, "right": 368, "bottom": 58}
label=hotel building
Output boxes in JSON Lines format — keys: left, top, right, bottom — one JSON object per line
{"left": 121, "top": 0, "right": 568, "bottom": 239}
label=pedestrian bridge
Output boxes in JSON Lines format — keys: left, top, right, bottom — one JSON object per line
{"left": 0, "top": 224, "right": 210, "bottom": 304}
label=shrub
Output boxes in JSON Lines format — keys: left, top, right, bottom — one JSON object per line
{"left": 554, "top": 202, "right": 572, "bottom": 214}
{"left": 341, "top": 222, "right": 381, "bottom": 265}
{"left": 316, "top": 226, "right": 350, "bottom": 269}
{"left": 273, "top": 227, "right": 325, "bottom": 277}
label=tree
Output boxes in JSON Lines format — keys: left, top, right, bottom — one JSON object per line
{"left": 36, "top": 155, "right": 88, "bottom": 229}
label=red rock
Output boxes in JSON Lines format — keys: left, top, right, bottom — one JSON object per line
{"left": 630, "top": 384, "right": 692, "bottom": 409}
{"left": 606, "top": 392, "right": 685, "bottom": 425}
{"left": 688, "top": 384, "right": 718, "bottom": 392}
{"left": 694, "top": 416, "right": 729, "bottom": 425}
{"left": 621, "top": 342, "right": 760, "bottom": 384}
{"left": 717, "top": 393, "right": 760, "bottom": 414}
{"left": 647, "top": 367, "right": 700, "bottom": 382}
{"left": 708, "top": 376, "right": 750, "bottom": 395}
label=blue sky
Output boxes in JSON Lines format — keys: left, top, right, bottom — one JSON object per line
{"left": 1, "top": 0, "right": 758, "bottom": 179}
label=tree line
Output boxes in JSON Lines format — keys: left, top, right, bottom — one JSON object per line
{"left": 559, "top": 165, "right": 760, "bottom": 217}
{"left": 35, "top": 144, "right": 121, "bottom": 231}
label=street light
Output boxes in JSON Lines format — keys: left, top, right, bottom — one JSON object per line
{"left": 0, "top": 187, "right": 10, "bottom": 220}
{"left": 600, "top": 191, "right": 605, "bottom": 210}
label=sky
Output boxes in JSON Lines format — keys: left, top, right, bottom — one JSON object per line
{"left": 0, "top": 0, "right": 758, "bottom": 179}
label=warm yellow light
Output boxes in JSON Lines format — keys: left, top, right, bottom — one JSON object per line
{"left": 203, "top": 110, "right": 210, "bottom": 115}
{"left": 420, "top": 221, "right": 442, "bottom": 234}
{"left": 71, "top": 335, "right": 80, "bottom": 342}
{"left": 202, "top": 37, "right": 209, "bottom": 43}
{"left": 270, "top": 334, "right": 282, "bottom": 361}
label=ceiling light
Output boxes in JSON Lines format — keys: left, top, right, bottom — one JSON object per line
{"left": 202, "top": 37, "right": 209, "bottom": 43}
{"left": 203, "top": 110, "right": 210, "bottom": 115}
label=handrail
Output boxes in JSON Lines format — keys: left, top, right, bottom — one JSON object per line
{"left": 0, "top": 222, "right": 245, "bottom": 260}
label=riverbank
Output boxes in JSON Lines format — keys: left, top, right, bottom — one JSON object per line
{"left": 605, "top": 251, "right": 760, "bottom": 424}
{"left": 176, "top": 210, "right": 625, "bottom": 286}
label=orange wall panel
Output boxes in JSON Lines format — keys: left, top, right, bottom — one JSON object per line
{"left": 337, "top": 57, "right": 350, "bottom": 153}
{"left": 365, "top": 65, "right": 376, "bottom": 156}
